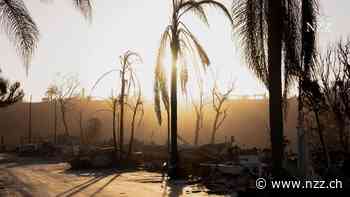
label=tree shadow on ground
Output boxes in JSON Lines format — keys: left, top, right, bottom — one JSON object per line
{"left": 3, "top": 156, "right": 66, "bottom": 169}
{"left": 55, "top": 173, "right": 121, "bottom": 197}
{"left": 55, "top": 175, "right": 107, "bottom": 197}
{"left": 58, "top": 167, "right": 151, "bottom": 196}
{"left": 89, "top": 174, "right": 120, "bottom": 197}
{"left": 161, "top": 179, "right": 185, "bottom": 197}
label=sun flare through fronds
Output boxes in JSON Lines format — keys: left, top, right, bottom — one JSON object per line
{"left": 154, "top": 0, "right": 234, "bottom": 126}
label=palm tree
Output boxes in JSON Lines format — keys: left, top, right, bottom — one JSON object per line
{"left": 232, "top": 0, "right": 318, "bottom": 176}
{"left": 297, "top": 0, "right": 318, "bottom": 176}
{"left": 0, "top": 0, "right": 92, "bottom": 70}
{"left": 154, "top": 0, "right": 233, "bottom": 178}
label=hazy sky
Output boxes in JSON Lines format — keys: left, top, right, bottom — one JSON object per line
{"left": 0, "top": 0, "right": 349, "bottom": 102}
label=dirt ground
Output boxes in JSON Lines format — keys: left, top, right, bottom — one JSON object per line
{"left": 0, "top": 154, "right": 236, "bottom": 197}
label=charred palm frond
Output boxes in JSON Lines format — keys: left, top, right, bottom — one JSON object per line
{"left": 232, "top": 0, "right": 318, "bottom": 112}
{"left": 301, "top": 0, "right": 318, "bottom": 74}
{"left": 0, "top": 0, "right": 39, "bottom": 72}
{"left": 232, "top": 0, "right": 268, "bottom": 86}
{"left": 0, "top": 0, "right": 93, "bottom": 73}
{"left": 282, "top": 0, "right": 300, "bottom": 115}
{"left": 72, "top": 0, "right": 93, "bottom": 21}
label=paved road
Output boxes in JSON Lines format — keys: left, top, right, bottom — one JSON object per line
{"left": 0, "top": 154, "right": 227, "bottom": 197}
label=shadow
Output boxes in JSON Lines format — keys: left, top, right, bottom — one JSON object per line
{"left": 57, "top": 167, "right": 148, "bottom": 196}
{"left": 161, "top": 179, "right": 185, "bottom": 197}
{"left": 3, "top": 155, "right": 65, "bottom": 169}
{"left": 126, "top": 172, "right": 163, "bottom": 184}
{"left": 55, "top": 175, "right": 106, "bottom": 197}
{"left": 62, "top": 166, "right": 139, "bottom": 178}
{"left": 89, "top": 174, "right": 120, "bottom": 197}
{"left": 62, "top": 168, "right": 116, "bottom": 177}
{"left": 0, "top": 168, "right": 36, "bottom": 197}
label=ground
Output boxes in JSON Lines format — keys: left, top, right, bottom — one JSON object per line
{"left": 0, "top": 154, "right": 235, "bottom": 197}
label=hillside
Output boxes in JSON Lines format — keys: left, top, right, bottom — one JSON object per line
{"left": 0, "top": 97, "right": 298, "bottom": 150}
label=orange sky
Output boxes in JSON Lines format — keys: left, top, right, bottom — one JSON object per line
{"left": 0, "top": 0, "right": 349, "bottom": 102}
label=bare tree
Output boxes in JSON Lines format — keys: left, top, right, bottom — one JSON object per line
{"left": 86, "top": 93, "right": 118, "bottom": 153}
{"left": 106, "top": 90, "right": 119, "bottom": 155}
{"left": 53, "top": 74, "right": 80, "bottom": 137}
{"left": 191, "top": 76, "right": 206, "bottom": 147}
{"left": 302, "top": 76, "right": 330, "bottom": 168}
{"left": 90, "top": 51, "right": 142, "bottom": 159}
{"left": 335, "top": 38, "right": 350, "bottom": 152}
{"left": 118, "top": 51, "right": 142, "bottom": 159}
{"left": 127, "top": 79, "right": 144, "bottom": 157}
{"left": 314, "top": 39, "right": 350, "bottom": 154}
{"left": 210, "top": 81, "right": 234, "bottom": 144}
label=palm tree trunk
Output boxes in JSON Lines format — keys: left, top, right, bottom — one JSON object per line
{"left": 335, "top": 116, "right": 347, "bottom": 153}
{"left": 48, "top": 98, "right": 51, "bottom": 139}
{"left": 79, "top": 110, "right": 84, "bottom": 144}
{"left": 112, "top": 100, "right": 118, "bottom": 155}
{"left": 297, "top": 79, "right": 307, "bottom": 176}
{"left": 28, "top": 95, "right": 32, "bottom": 144}
{"left": 314, "top": 110, "right": 330, "bottom": 169}
{"left": 119, "top": 66, "right": 126, "bottom": 160}
{"left": 267, "top": 0, "right": 284, "bottom": 177}
{"left": 167, "top": 110, "right": 170, "bottom": 154}
{"left": 194, "top": 115, "right": 200, "bottom": 146}
{"left": 60, "top": 104, "right": 69, "bottom": 137}
{"left": 169, "top": 47, "right": 179, "bottom": 178}
{"left": 54, "top": 99, "right": 57, "bottom": 144}
{"left": 0, "top": 136, "right": 4, "bottom": 152}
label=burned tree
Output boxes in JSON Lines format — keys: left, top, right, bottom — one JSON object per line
{"left": 302, "top": 76, "right": 330, "bottom": 168}
{"left": 105, "top": 91, "right": 119, "bottom": 155}
{"left": 127, "top": 79, "right": 144, "bottom": 157}
{"left": 52, "top": 74, "right": 80, "bottom": 137}
{"left": 191, "top": 75, "right": 206, "bottom": 147}
{"left": 91, "top": 51, "right": 142, "bottom": 159}
{"left": 335, "top": 38, "right": 350, "bottom": 152}
{"left": 85, "top": 93, "right": 118, "bottom": 153}
{"left": 91, "top": 73, "right": 120, "bottom": 153}
{"left": 304, "top": 40, "right": 350, "bottom": 168}
{"left": 192, "top": 87, "right": 204, "bottom": 146}
{"left": 210, "top": 82, "right": 234, "bottom": 144}
{"left": 313, "top": 38, "right": 350, "bottom": 155}
{"left": 118, "top": 51, "right": 142, "bottom": 159}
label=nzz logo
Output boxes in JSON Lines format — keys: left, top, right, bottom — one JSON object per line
{"left": 305, "top": 180, "right": 327, "bottom": 189}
